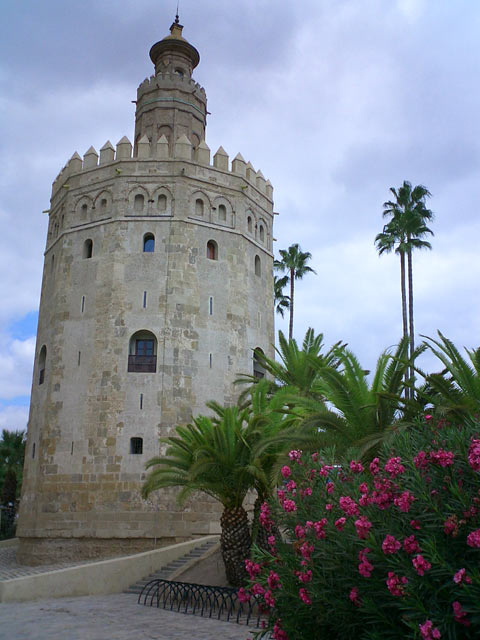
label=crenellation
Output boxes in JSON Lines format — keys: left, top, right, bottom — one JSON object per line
{"left": 116, "top": 136, "right": 132, "bottom": 160}
{"left": 83, "top": 146, "right": 98, "bottom": 170}
{"left": 99, "top": 141, "right": 115, "bottom": 164}
{"left": 213, "top": 146, "right": 229, "bottom": 172}
{"left": 136, "top": 134, "right": 151, "bottom": 159}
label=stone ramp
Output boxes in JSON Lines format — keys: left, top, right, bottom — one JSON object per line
{"left": 125, "top": 538, "right": 219, "bottom": 594}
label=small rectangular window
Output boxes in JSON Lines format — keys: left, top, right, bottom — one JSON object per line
{"left": 81, "top": 295, "right": 85, "bottom": 313}
{"left": 209, "top": 353, "right": 213, "bottom": 369}
{"left": 71, "top": 441, "right": 74, "bottom": 455}
{"left": 140, "top": 393, "right": 144, "bottom": 410}
{"left": 130, "top": 437, "right": 143, "bottom": 454}
{"left": 39, "top": 369, "right": 45, "bottom": 385}
{"left": 78, "top": 351, "right": 81, "bottom": 366}
{"left": 32, "top": 443, "right": 36, "bottom": 459}
{"left": 143, "top": 291, "right": 147, "bottom": 309}
{"left": 209, "top": 296, "right": 213, "bottom": 315}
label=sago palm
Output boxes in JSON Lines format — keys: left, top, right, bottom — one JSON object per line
{"left": 296, "top": 337, "right": 421, "bottom": 460}
{"left": 420, "top": 331, "right": 480, "bottom": 422}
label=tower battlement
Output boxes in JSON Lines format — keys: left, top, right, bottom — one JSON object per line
{"left": 51, "top": 136, "right": 274, "bottom": 203}
{"left": 137, "top": 73, "right": 206, "bottom": 98}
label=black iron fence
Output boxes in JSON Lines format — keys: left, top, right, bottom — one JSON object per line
{"left": 137, "top": 578, "right": 266, "bottom": 627}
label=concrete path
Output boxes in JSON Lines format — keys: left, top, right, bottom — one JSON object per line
{"left": 0, "top": 545, "right": 100, "bottom": 581}
{"left": 0, "top": 592, "right": 260, "bottom": 640}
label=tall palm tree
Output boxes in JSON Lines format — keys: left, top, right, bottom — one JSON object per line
{"left": 0, "top": 429, "right": 25, "bottom": 505}
{"left": 376, "top": 182, "right": 434, "bottom": 393}
{"left": 274, "top": 244, "right": 316, "bottom": 340}
{"left": 274, "top": 275, "right": 290, "bottom": 318}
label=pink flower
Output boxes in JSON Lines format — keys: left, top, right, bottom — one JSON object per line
{"left": 394, "top": 490, "right": 415, "bottom": 512}
{"left": 288, "top": 449, "right": 302, "bottom": 462}
{"left": 335, "top": 517, "right": 346, "bottom": 531}
{"left": 267, "top": 570, "right": 281, "bottom": 590}
{"left": 273, "top": 619, "right": 289, "bottom": 640}
{"left": 311, "top": 452, "right": 319, "bottom": 462}
{"left": 386, "top": 571, "right": 408, "bottom": 596}
{"left": 468, "top": 438, "right": 480, "bottom": 471}
{"left": 349, "top": 460, "right": 364, "bottom": 473}
{"left": 237, "top": 587, "right": 251, "bottom": 602}
{"left": 414, "top": 450, "right": 429, "bottom": 469}
{"left": 297, "top": 569, "right": 313, "bottom": 583}
{"left": 259, "top": 502, "right": 273, "bottom": 530}
{"left": 313, "top": 519, "right": 327, "bottom": 540}
{"left": 384, "top": 456, "right": 405, "bottom": 477}
{"left": 419, "top": 620, "right": 441, "bottom": 639}
{"left": 267, "top": 535, "right": 276, "bottom": 548}
{"left": 325, "top": 503, "right": 333, "bottom": 511}
{"left": 403, "top": 535, "right": 421, "bottom": 555}
{"left": 369, "top": 458, "right": 380, "bottom": 475}
{"left": 359, "top": 482, "right": 369, "bottom": 493}
{"left": 444, "top": 515, "right": 459, "bottom": 537}
{"left": 354, "top": 516, "right": 372, "bottom": 540}
{"left": 358, "top": 548, "right": 374, "bottom": 577}
{"left": 251, "top": 583, "right": 265, "bottom": 596}
{"left": 339, "top": 496, "right": 359, "bottom": 516}
{"left": 425, "top": 414, "right": 433, "bottom": 421}
{"left": 264, "top": 589, "right": 275, "bottom": 608}
{"left": 349, "top": 586, "right": 361, "bottom": 606}
{"left": 285, "top": 480, "right": 297, "bottom": 493}
{"left": 301, "top": 487, "right": 312, "bottom": 498}
{"left": 453, "top": 568, "right": 472, "bottom": 584}
{"left": 412, "top": 554, "right": 431, "bottom": 576}
{"left": 245, "top": 559, "right": 261, "bottom": 579}
{"left": 294, "top": 524, "right": 305, "bottom": 539}
{"left": 452, "top": 601, "right": 470, "bottom": 626}
{"left": 299, "top": 541, "right": 314, "bottom": 561}
{"left": 410, "top": 519, "right": 421, "bottom": 530}
{"left": 382, "top": 535, "right": 401, "bottom": 555}
{"left": 326, "top": 481, "right": 335, "bottom": 494}
{"left": 282, "top": 499, "right": 297, "bottom": 512}
{"left": 299, "top": 587, "right": 312, "bottom": 605}
{"left": 466, "top": 528, "right": 480, "bottom": 547}
{"left": 430, "top": 449, "right": 454, "bottom": 467}
{"left": 281, "top": 465, "right": 291, "bottom": 479}
{"left": 319, "top": 464, "right": 333, "bottom": 477}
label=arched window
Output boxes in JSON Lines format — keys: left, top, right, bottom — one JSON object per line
{"left": 38, "top": 345, "right": 47, "bottom": 385}
{"left": 195, "top": 199, "right": 204, "bottom": 216}
{"left": 100, "top": 198, "right": 107, "bottom": 214}
{"left": 207, "top": 240, "right": 218, "bottom": 260}
{"left": 255, "top": 255, "right": 261, "bottom": 276}
{"left": 247, "top": 216, "right": 253, "bottom": 233}
{"left": 83, "top": 239, "right": 93, "bottom": 259}
{"left": 253, "top": 348, "right": 266, "bottom": 379}
{"left": 81, "top": 203, "right": 88, "bottom": 219}
{"left": 128, "top": 330, "right": 157, "bottom": 372}
{"left": 130, "top": 437, "right": 143, "bottom": 454}
{"left": 175, "top": 68, "right": 185, "bottom": 78}
{"left": 134, "top": 194, "right": 145, "bottom": 213}
{"left": 259, "top": 225, "right": 265, "bottom": 243}
{"left": 157, "top": 194, "right": 167, "bottom": 212}
{"left": 218, "top": 204, "right": 226, "bottom": 221}
{"left": 143, "top": 233, "right": 155, "bottom": 253}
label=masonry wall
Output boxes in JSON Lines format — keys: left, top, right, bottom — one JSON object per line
{"left": 17, "top": 142, "right": 275, "bottom": 564}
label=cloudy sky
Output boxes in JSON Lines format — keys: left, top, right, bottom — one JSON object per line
{"left": 1, "top": 0, "right": 479, "bottom": 431}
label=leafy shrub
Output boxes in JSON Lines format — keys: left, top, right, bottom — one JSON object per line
{"left": 244, "top": 417, "right": 480, "bottom": 639}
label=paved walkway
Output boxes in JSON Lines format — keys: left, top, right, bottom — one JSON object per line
{"left": 0, "top": 593, "right": 260, "bottom": 639}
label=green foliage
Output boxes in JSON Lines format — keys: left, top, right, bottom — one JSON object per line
{"left": 0, "top": 429, "right": 25, "bottom": 504}
{"left": 247, "top": 416, "right": 480, "bottom": 639}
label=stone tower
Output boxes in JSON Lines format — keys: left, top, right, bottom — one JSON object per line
{"left": 17, "top": 18, "right": 275, "bottom": 564}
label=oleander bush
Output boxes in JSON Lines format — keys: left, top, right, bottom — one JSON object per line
{"left": 242, "top": 415, "right": 480, "bottom": 639}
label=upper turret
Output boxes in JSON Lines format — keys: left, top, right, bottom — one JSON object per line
{"left": 134, "top": 16, "right": 207, "bottom": 156}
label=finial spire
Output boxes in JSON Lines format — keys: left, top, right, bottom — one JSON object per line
{"left": 175, "top": 1, "right": 180, "bottom": 24}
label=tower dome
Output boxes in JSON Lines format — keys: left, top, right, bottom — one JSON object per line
{"left": 149, "top": 15, "right": 200, "bottom": 76}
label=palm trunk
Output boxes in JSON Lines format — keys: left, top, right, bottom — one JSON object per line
{"left": 399, "top": 251, "right": 409, "bottom": 399}
{"left": 407, "top": 241, "right": 415, "bottom": 398}
{"left": 289, "top": 268, "right": 294, "bottom": 340}
{"left": 220, "top": 506, "right": 251, "bottom": 587}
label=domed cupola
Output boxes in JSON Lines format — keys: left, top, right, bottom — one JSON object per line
{"left": 149, "top": 15, "right": 200, "bottom": 79}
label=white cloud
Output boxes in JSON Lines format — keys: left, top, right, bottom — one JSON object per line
{"left": 0, "top": 405, "right": 29, "bottom": 432}
{"left": 0, "top": 336, "right": 35, "bottom": 400}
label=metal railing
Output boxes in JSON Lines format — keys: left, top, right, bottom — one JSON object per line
{"left": 128, "top": 355, "right": 157, "bottom": 372}
{"left": 137, "top": 579, "right": 265, "bottom": 627}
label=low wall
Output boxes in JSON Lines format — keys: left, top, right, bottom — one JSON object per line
{"left": 0, "top": 538, "right": 18, "bottom": 549}
{"left": 0, "top": 535, "right": 218, "bottom": 603}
